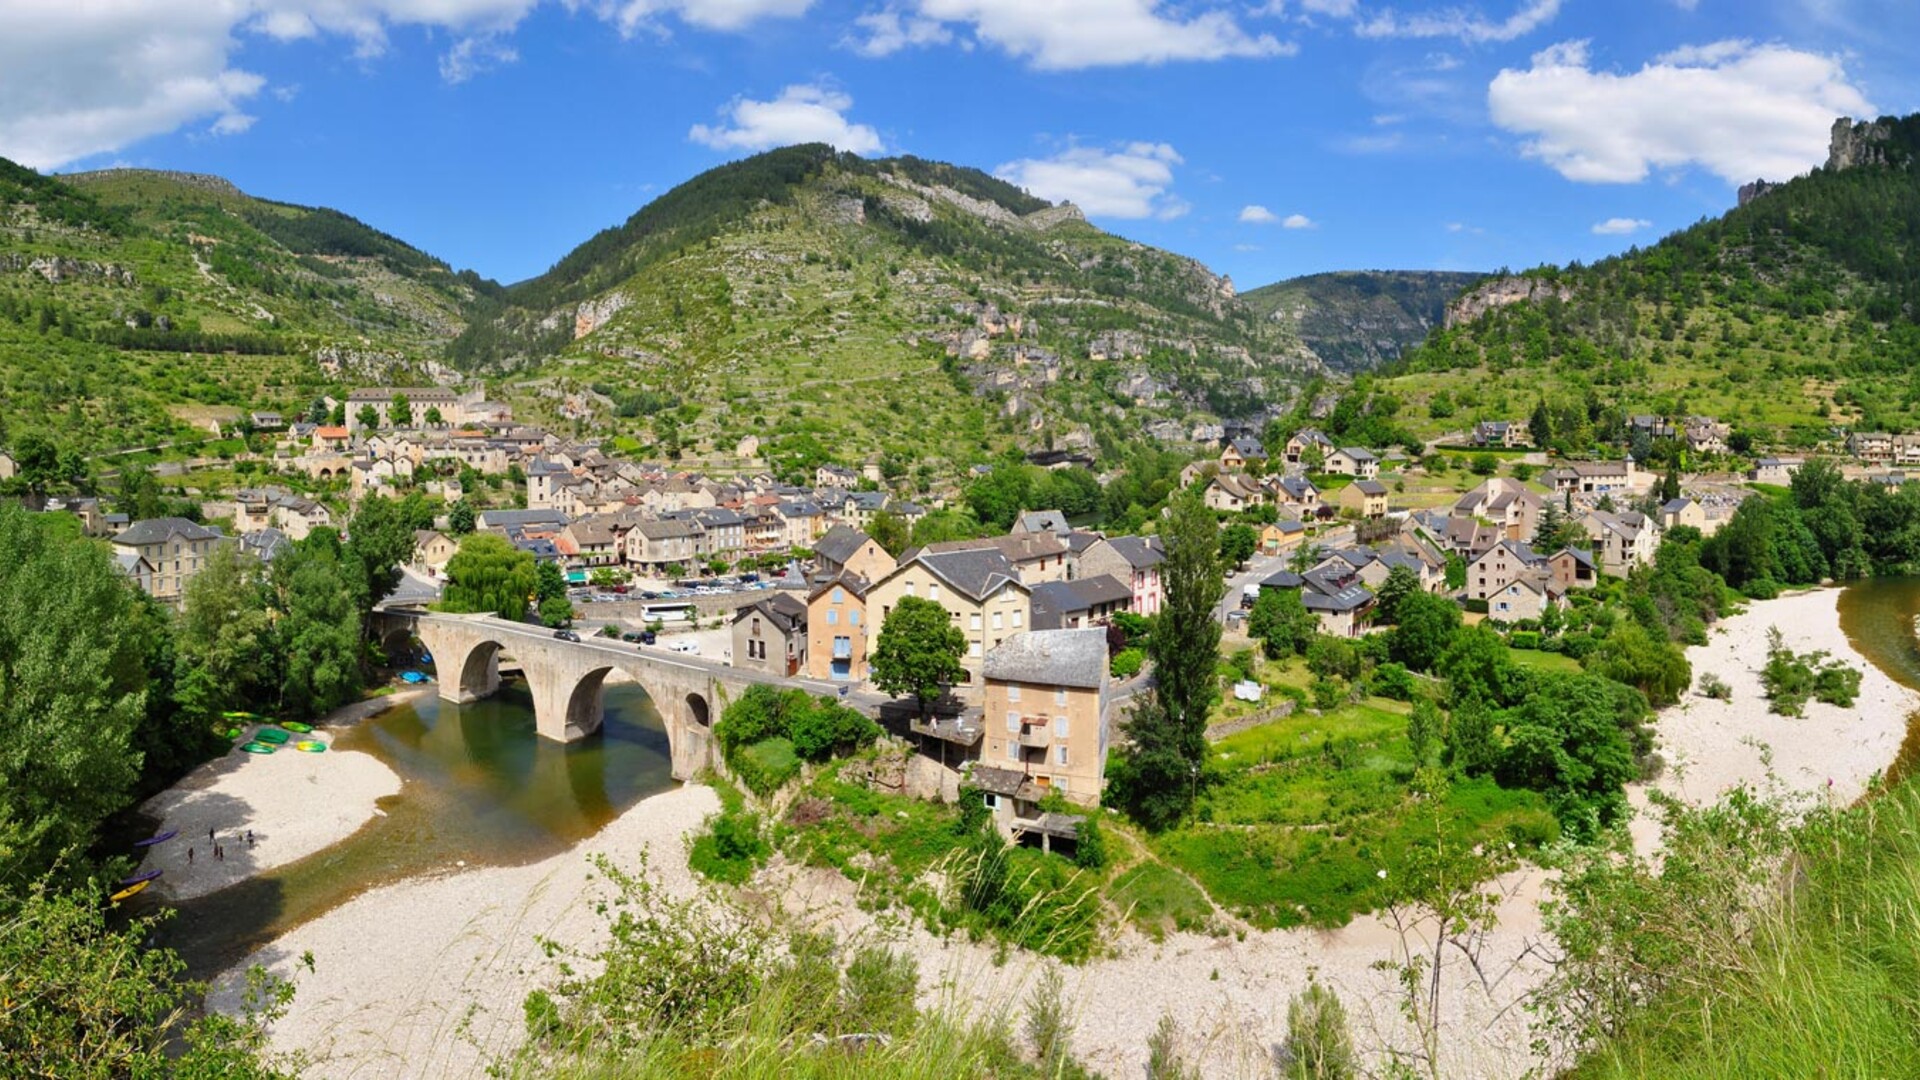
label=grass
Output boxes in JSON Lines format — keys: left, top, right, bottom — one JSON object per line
{"left": 1504, "top": 646, "right": 1583, "bottom": 674}
{"left": 1107, "top": 862, "right": 1214, "bottom": 941}
{"left": 1570, "top": 780, "right": 1920, "bottom": 1079}
{"left": 1151, "top": 695, "right": 1558, "bottom": 929}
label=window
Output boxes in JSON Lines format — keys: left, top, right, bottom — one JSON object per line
{"left": 827, "top": 609, "right": 838, "bottom": 625}
{"left": 1055, "top": 777, "right": 1068, "bottom": 794}
{"left": 1007, "top": 685, "right": 1021, "bottom": 703}
{"left": 969, "top": 642, "right": 982, "bottom": 657}
{"left": 1054, "top": 716, "right": 1069, "bottom": 737}
{"left": 850, "top": 611, "right": 860, "bottom": 626}
{"left": 904, "top": 582, "right": 914, "bottom": 597}
{"left": 1054, "top": 688, "right": 1067, "bottom": 707}
{"left": 832, "top": 587, "right": 843, "bottom": 603}
{"left": 750, "top": 618, "right": 761, "bottom": 638}
{"left": 1013, "top": 611, "right": 1023, "bottom": 628}
{"left": 992, "top": 611, "right": 1004, "bottom": 631}
{"left": 1056, "top": 746, "right": 1068, "bottom": 765}
{"left": 1006, "top": 711, "right": 1020, "bottom": 732}
{"left": 969, "top": 613, "right": 982, "bottom": 631}
{"left": 1006, "top": 741, "right": 1018, "bottom": 761}
{"left": 982, "top": 793, "right": 1000, "bottom": 810}
{"left": 928, "top": 582, "right": 939, "bottom": 601}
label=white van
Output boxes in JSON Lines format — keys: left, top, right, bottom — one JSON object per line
{"left": 668, "top": 640, "right": 701, "bottom": 655}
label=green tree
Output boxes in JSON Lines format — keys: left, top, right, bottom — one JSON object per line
{"left": 390, "top": 393, "right": 411, "bottom": 426}
{"left": 424, "top": 405, "right": 444, "bottom": 426}
{"left": 344, "top": 496, "right": 422, "bottom": 618}
{"left": 1218, "top": 522, "right": 1257, "bottom": 567}
{"left": 1528, "top": 399, "right": 1554, "bottom": 449}
{"left": 869, "top": 595, "right": 967, "bottom": 717}
{"left": 1391, "top": 591, "right": 1463, "bottom": 673}
{"left": 114, "top": 463, "right": 165, "bottom": 521}
{"left": 868, "top": 509, "right": 909, "bottom": 556}
{"left": 1443, "top": 553, "right": 1467, "bottom": 590}
{"left": 356, "top": 403, "right": 380, "bottom": 430}
{"left": 1374, "top": 564, "right": 1420, "bottom": 624}
{"left": 1660, "top": 465, "right": 1682, "bottom": 503}
{"left": 0, "top": 882, "right": 293, "bottom": 1077}
{"left": 1585, "top": 622, "right": 1691, "bottom": 706}
{"left": 1109, "top": 491, "right": 1223, "bottom": 831}
{"left": 174, "top": 545, "right": 273, "bottom": 727}
{"left": 536, "top": 558, "right": 568, "bottom": 603}
{"left": 448, "top": 498, "right": 476, "bottom": 535}
{"left": 1249, "top": 588, "right": 1317, "bottom": 659}
{"left": 269, "top": 533, "right": 365, "bottom": 719}
{"left": 539, "top": 595, "right": 575, "bottom": 628}
{"left": 441, "top": 532, "right": 538, "bottom": 620}
{"left": 12, "top": 432, "right": 60, "bottom": 495}
{"left": 1443, "top": 698, "right": 1501, "bottom": 777}
{"left": 1470, "top": 453, "right": 1498, "bottom": 477}
{"left": 1284, "top": 978, "right": 1358, "bottom": 1080}
{"left": 0, "top": 506, "right": 152, "bottom": 884}
{"left": 1407, "top": 698, "right": 1442, "bottom": 767}
{"left": 1496, "top": 674, "right": 1641, "bottom": 837}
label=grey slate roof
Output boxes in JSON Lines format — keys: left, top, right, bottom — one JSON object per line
{"left": 813, "top": 524, "right": 872, "bottom": 568}
{"left": 1352, "top": 479, "right": 1390, "bottom": 496}
{"left": 113, "top": 517, "right": 223, "bottom": 546}
{"left": 1102, "top": 535, "right": 1164, "bottom": 569}
{"left": 1016, "top": 510, "right": 1072, "bottom": 534}
{"left": 1029, "top": 574, "right": 1133, "bottom": 629}
{"left": 734, "top": 592, "right": 808, "bottom": 633}
{"left": 239, "top": 528, "right": 291, "bottom": 562}
{"left": 477, "top": 509, "right": 569, "bottom": 530}
{"left": 983, "top": 627, "right": 1109, "bottom": 689}
{"left": 905, "top": 548, "right": 1023, "bottom": 602}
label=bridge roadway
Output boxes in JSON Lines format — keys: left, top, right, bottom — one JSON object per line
{"left": 377, "top": 609, "right": 878, "bottom": 781}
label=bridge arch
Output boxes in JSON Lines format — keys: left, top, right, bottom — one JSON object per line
{"left": 561, "top": 666, "right": 615, "bottom": 741}
{"left": 456, "top": 639, "right": 505, "bottom": 702}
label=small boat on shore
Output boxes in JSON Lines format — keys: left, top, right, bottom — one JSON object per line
{"left": 294, "top": 740, "right": 327, "bottom": 753}
{"left": 254, "top": 727, "right": 290, "bottom": 745}
{"left": 119, "top": 868, "right": 163, "bottom": 887}
{"left": 279, "top": 721, "right": 314, "bottom": 734}
{"left": 133, "top": 829, "right": 178, "bottom": 848}
{"left": 240, "top": 742, "right": 277, "bottom": 755}
{"left": 110, "top": 879, "right": 150, "bottom": 903}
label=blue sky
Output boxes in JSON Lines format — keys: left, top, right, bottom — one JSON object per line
{"left": 3, "top": 1, "right": 1915, "bottom": 288}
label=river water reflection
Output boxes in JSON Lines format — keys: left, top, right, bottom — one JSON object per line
{"left": 1836, "top": 577, "right": 1920, "bottom": 694}
{"left": 159, "top": 679, "right": 676, "bottom": 980}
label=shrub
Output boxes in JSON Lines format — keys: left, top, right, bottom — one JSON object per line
{"left": 1110, "top": 647, "right": 1145, "bottom": 679}
{"left": 689, "top": 806, "right": 770, "bottom": 884}
{"left": 1310, "top": 677, "right": 1347, "bottom": 712}
{"left": 734, "top": 737, "right": 801, "bottom": 796}
{"left": 1283, "top": 979, "right": 1357, "bottom": 1080}
{"left": 1073, "top": 815, "right": 1107, "bottom": 870}
{"left": 1368, "top": 662, "right": 1416, "bottom": 701}
{"left": 1509, "top": 630, "right": 1543, "bottom": 651}
{"left": 1697, "top": 672, "right": 1732, "bottom": 701}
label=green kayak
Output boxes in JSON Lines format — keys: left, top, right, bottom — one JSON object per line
{"left": 240, "top": 742, "right": 276, "bottom": 755}
{"left": 294, "top": 740, "right": 327, "bottom": 753}
{"left": 253, "top": 728, "right": 290, "bottom": 745}
{"left": 278, "top": 721, "right": 313, "bottom": 734}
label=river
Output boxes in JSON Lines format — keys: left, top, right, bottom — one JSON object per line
{"left": 156, "top": 678, "right": 677, "bottom": 981}
{"left": 1836, "top": 576, "right": 1920, "bottom": 694}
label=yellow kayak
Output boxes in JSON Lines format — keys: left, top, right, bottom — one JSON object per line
{"left": 110, "top": 879, "right": 150, "bottom": 903}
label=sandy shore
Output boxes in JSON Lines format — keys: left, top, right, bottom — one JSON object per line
{"left": 212, "top": 588, "right": 1913, "bottom": 1079}
{"left": 208, "top": 784, "right": 718, "bottom": 1078}
{"left": 136, "top": 693, "right": 424, "bottom": 901}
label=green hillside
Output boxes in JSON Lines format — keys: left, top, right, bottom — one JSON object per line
{"left": 451, "top": 145, "right": 1319, "bottom": 475}
{"left": 0, "top": 162, "right": 477, "bottom": 454}
{"left": 1378, "top": 114, "right": 1920, "bottom": 449}
{"left": 1241, "top": 269, "right": 1483, "bottom": 373}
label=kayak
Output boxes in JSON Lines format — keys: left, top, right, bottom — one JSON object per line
{"left": 133, "top": 829, "right": 178, "bottom": 848}
{"left": 119, "top": 868, "right": 163, "bottom": 887}
{"left": 110, "top": 880, "right": 150, "bottom": 903}
{"left": 222, "top": 710, "right": 262, "bottom": 721}
{"left": 278, "top": 721, "right": 313, "bottom": 734}
{"left": 253, "top": 728, "right": 290, "bottom": 744}
{"left": 240, "top": 742, "right": 276, "bottom": 755}
{"left": 294, "top": 740, "right": 327, "bottom": 753}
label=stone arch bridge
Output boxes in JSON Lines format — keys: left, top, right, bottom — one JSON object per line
{"left": 372, "top": 610, "right": 852, "bottom": 780}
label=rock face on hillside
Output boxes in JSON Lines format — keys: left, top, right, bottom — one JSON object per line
{"left": 1445, "top": 275, "right": 1572, "bottom": 329}
{"left": 1243, "top": 270, "right": 1484, "bottom": 373}
{"left": 1829, "top": 117, "right": 1896, "bottom": 171}
{"left": 1737, "top": 179, "right": 1779, "bottom": 207}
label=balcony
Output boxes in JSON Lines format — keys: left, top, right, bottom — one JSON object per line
{"left": 1014, "top": 723, "right": 1053, "bottom": 749}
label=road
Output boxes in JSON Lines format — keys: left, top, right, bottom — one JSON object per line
{"left": 1214, "top": 523, "right": 1354, "bottom": 624}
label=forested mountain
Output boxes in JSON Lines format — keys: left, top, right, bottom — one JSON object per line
{"left": 1241, "top": 270, "right": 1483, "bottom": 373}
{"left": 448, "top": 144, "right": 1320, "bottom": 473}
{"left": 0, "top": 161, "right": 480, "bottom": 451}
{"left": 1380, "top": 114, "right": 1920, "bottom": 449}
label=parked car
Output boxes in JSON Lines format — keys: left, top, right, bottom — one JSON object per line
{"left": 640, "top": 629, "right": 657, "bottom": 645}
{"left": 553, "top": 629, "right": 581, "bottom": 642}
{"left": 668, "top": 640, "right": 700, "bottom": 654}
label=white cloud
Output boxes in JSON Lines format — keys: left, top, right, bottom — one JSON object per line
{"left": 581, "top": 0, "right": 813, "bottom": 34}
{"left": 209, "top": 112, "right": 258, "bottom": 137}
{"left": 866, "top": 0, "right": 1294, "bottom": 69}
{"left": 1444, "top": 221, "right": 1484, "bottom": 234}
{"left": 995, "top": 141, "right": 1186, "bottom": 219}
{"left": 1356, "top": 0, "right": 1561, "bottom": 43}
{"left": 1592, "top": 217, "right": 1651, "bottom": 235}
{"left": 1281, "top": 212, "right": 1314, "bottom": 228}
{"left": 0, "top": 1, "right": 810, "bottom": 171}
{"left": 846, "top": 7, "right": 955, "bottom": 55}
{"left": 1489, "top": 39, "right": 1873, "bottom": 184}
{"left": 689, "top": 83, "right": 885, "bottom": 154}
{"left": 1239, "top": 204, "right": 1279, "bottom": 223}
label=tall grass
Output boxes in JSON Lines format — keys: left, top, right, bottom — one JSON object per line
{"left": 1566, "top": 780, "right": 1920, "bottom": 1078}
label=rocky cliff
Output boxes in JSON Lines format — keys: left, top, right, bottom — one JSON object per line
{"left": 1443, "top": 275, "right": 1572, "bottom": 329}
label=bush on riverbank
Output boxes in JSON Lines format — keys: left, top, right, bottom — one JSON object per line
{"left": 509, "top": 851, "right": 1102, "bottom": 1079}
{"left": 1760, "top": 626, "right": 1863, "bottom": 716}
{"left": 688, "top": 780, "right": 771, "bottom": 885}
{"left": 714, "top": 685, "right": 880, "bottom": 796}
